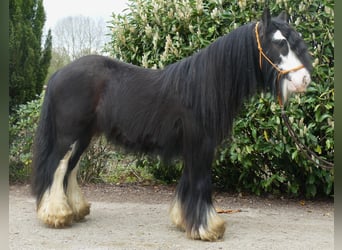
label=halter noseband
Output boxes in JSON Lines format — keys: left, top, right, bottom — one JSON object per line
{"left": 254, "top": 22, "right": 304, "bottom": 107}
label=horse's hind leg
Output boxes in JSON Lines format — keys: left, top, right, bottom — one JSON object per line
{"left": 65, "top": 139, "right": 91, "bottom": 222}
{"left": 37, "top": 143, "right": 76, "bottom": 228}
{"left": 65, "top": 160, "right": 90, "bottom": 221}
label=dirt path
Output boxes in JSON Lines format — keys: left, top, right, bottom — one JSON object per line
{"left": 9, "top": 184, "right": 334, "bottom": 250}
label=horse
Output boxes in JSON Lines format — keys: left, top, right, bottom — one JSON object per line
{"left": 31, "top": 8, "right": 312, "bottom": 241}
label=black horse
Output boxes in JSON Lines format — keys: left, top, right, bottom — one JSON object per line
{"left": 32, "top": 9, "right": 312, "bottom": 241}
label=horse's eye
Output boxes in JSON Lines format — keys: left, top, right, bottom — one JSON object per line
{"left": 274, "top": 39, "right": 287, "bottom": 48}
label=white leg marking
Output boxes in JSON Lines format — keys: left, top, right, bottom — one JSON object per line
{"left": 66, "top": 161, "right": 90, "bottom": 221}
{"left": 196, "top": 207, "right": 226, "bottom": 241}
{"left": 169, "top": 196, "right": 186, "bottom": 231}
{"left": 37, "top": 149, "right": 74, "bottom": 228}
{"left": 170, "top": 196, "right": 226, "bottom": 241}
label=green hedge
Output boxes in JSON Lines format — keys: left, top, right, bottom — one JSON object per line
{"left": 107, "top": 0, "right": 334, "bottom": 198}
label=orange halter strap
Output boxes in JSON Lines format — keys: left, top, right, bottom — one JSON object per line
{"left": 254, "top": 22, "right": 304, "bottom": 107}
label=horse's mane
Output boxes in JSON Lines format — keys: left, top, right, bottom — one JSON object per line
{"left": 158, "top": 23, "right": 263, "bottom": 144}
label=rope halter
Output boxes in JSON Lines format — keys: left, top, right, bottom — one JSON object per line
{"left": 254, "top": 22, "right": 305, "bottom": 107}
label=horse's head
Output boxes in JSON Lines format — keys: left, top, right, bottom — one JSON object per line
{"left": 256, "top": 8, "right": 313, "bottom": 104}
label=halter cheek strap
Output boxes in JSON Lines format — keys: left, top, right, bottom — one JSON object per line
{"left": 254, "top": 22, "right": 304, "bottom": 107}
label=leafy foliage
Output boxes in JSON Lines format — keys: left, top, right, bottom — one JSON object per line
{"left": 9, "top": 95, "right": 42, "bottom": 182}
{"left": 107, "top": 0, "right": 334, "bottom": 198}
{"left": 135, "top": 157, "right": 183, "bottom": 184}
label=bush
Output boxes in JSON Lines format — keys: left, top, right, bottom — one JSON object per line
{"left": 135, "top": 156, "right": 183, "bottom": 184}
{"left": 9, "top": 95, "right": 42, "bottom": 182}
{"left": 78, "top": 137, "right": 155, "bottom": 185}
{"left": 107, "top": 0, "right": 334, "bottom": 198}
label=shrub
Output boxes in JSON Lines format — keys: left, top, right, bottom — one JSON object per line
{"left": 9, "top": 95, "right": 42, "bottom": 182}
{"left": 107, "top": 0, "right": 334, "bottom": 198}
{"left": 135, "top": 156, "right": 183, "bottom": 184}
{"left": 78, "top": 137, "right": 155, "bottom": 185}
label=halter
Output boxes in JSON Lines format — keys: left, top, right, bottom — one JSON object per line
{"left": 254, "top": 22, "right": 304, "bottom": 107}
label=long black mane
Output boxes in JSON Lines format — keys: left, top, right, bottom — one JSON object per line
{"left": 158, "top": 22, "right": 263, "bottom": 145}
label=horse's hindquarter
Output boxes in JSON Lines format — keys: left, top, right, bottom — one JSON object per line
{"left": 42, "top": 57, "right": 106, "bottom": 147}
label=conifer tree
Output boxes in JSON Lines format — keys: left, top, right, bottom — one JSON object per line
{"left": 9, "top": 0, "right": 52, "bottom": 110}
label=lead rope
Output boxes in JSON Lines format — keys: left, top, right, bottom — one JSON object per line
{"left": 255, "top": 22, "right": 334, "bottom": 170}
{"left": 281, "top": 110, "right": 334, "bottom": 170}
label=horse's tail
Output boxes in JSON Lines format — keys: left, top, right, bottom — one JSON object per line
{"left": 31, "top": 74, "right": 58, "bottom": 204}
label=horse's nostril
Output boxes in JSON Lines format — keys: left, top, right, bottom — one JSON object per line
{"left": 303, "top": 75, "right": 310, "bottom": 85}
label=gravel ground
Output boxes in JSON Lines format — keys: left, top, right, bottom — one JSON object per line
{"left": 9, "top": 184, "right": 334, "bottom": 250}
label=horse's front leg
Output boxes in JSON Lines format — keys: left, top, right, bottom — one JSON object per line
{"left": 169, "top": 136, "right": 226, "bottom": 241}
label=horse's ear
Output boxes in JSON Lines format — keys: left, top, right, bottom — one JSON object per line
{"left": 262, "top": 8, "right": 271, "bottom": 29}
{"left": 278, "top": 11, "right": 289, "bottom": 23}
